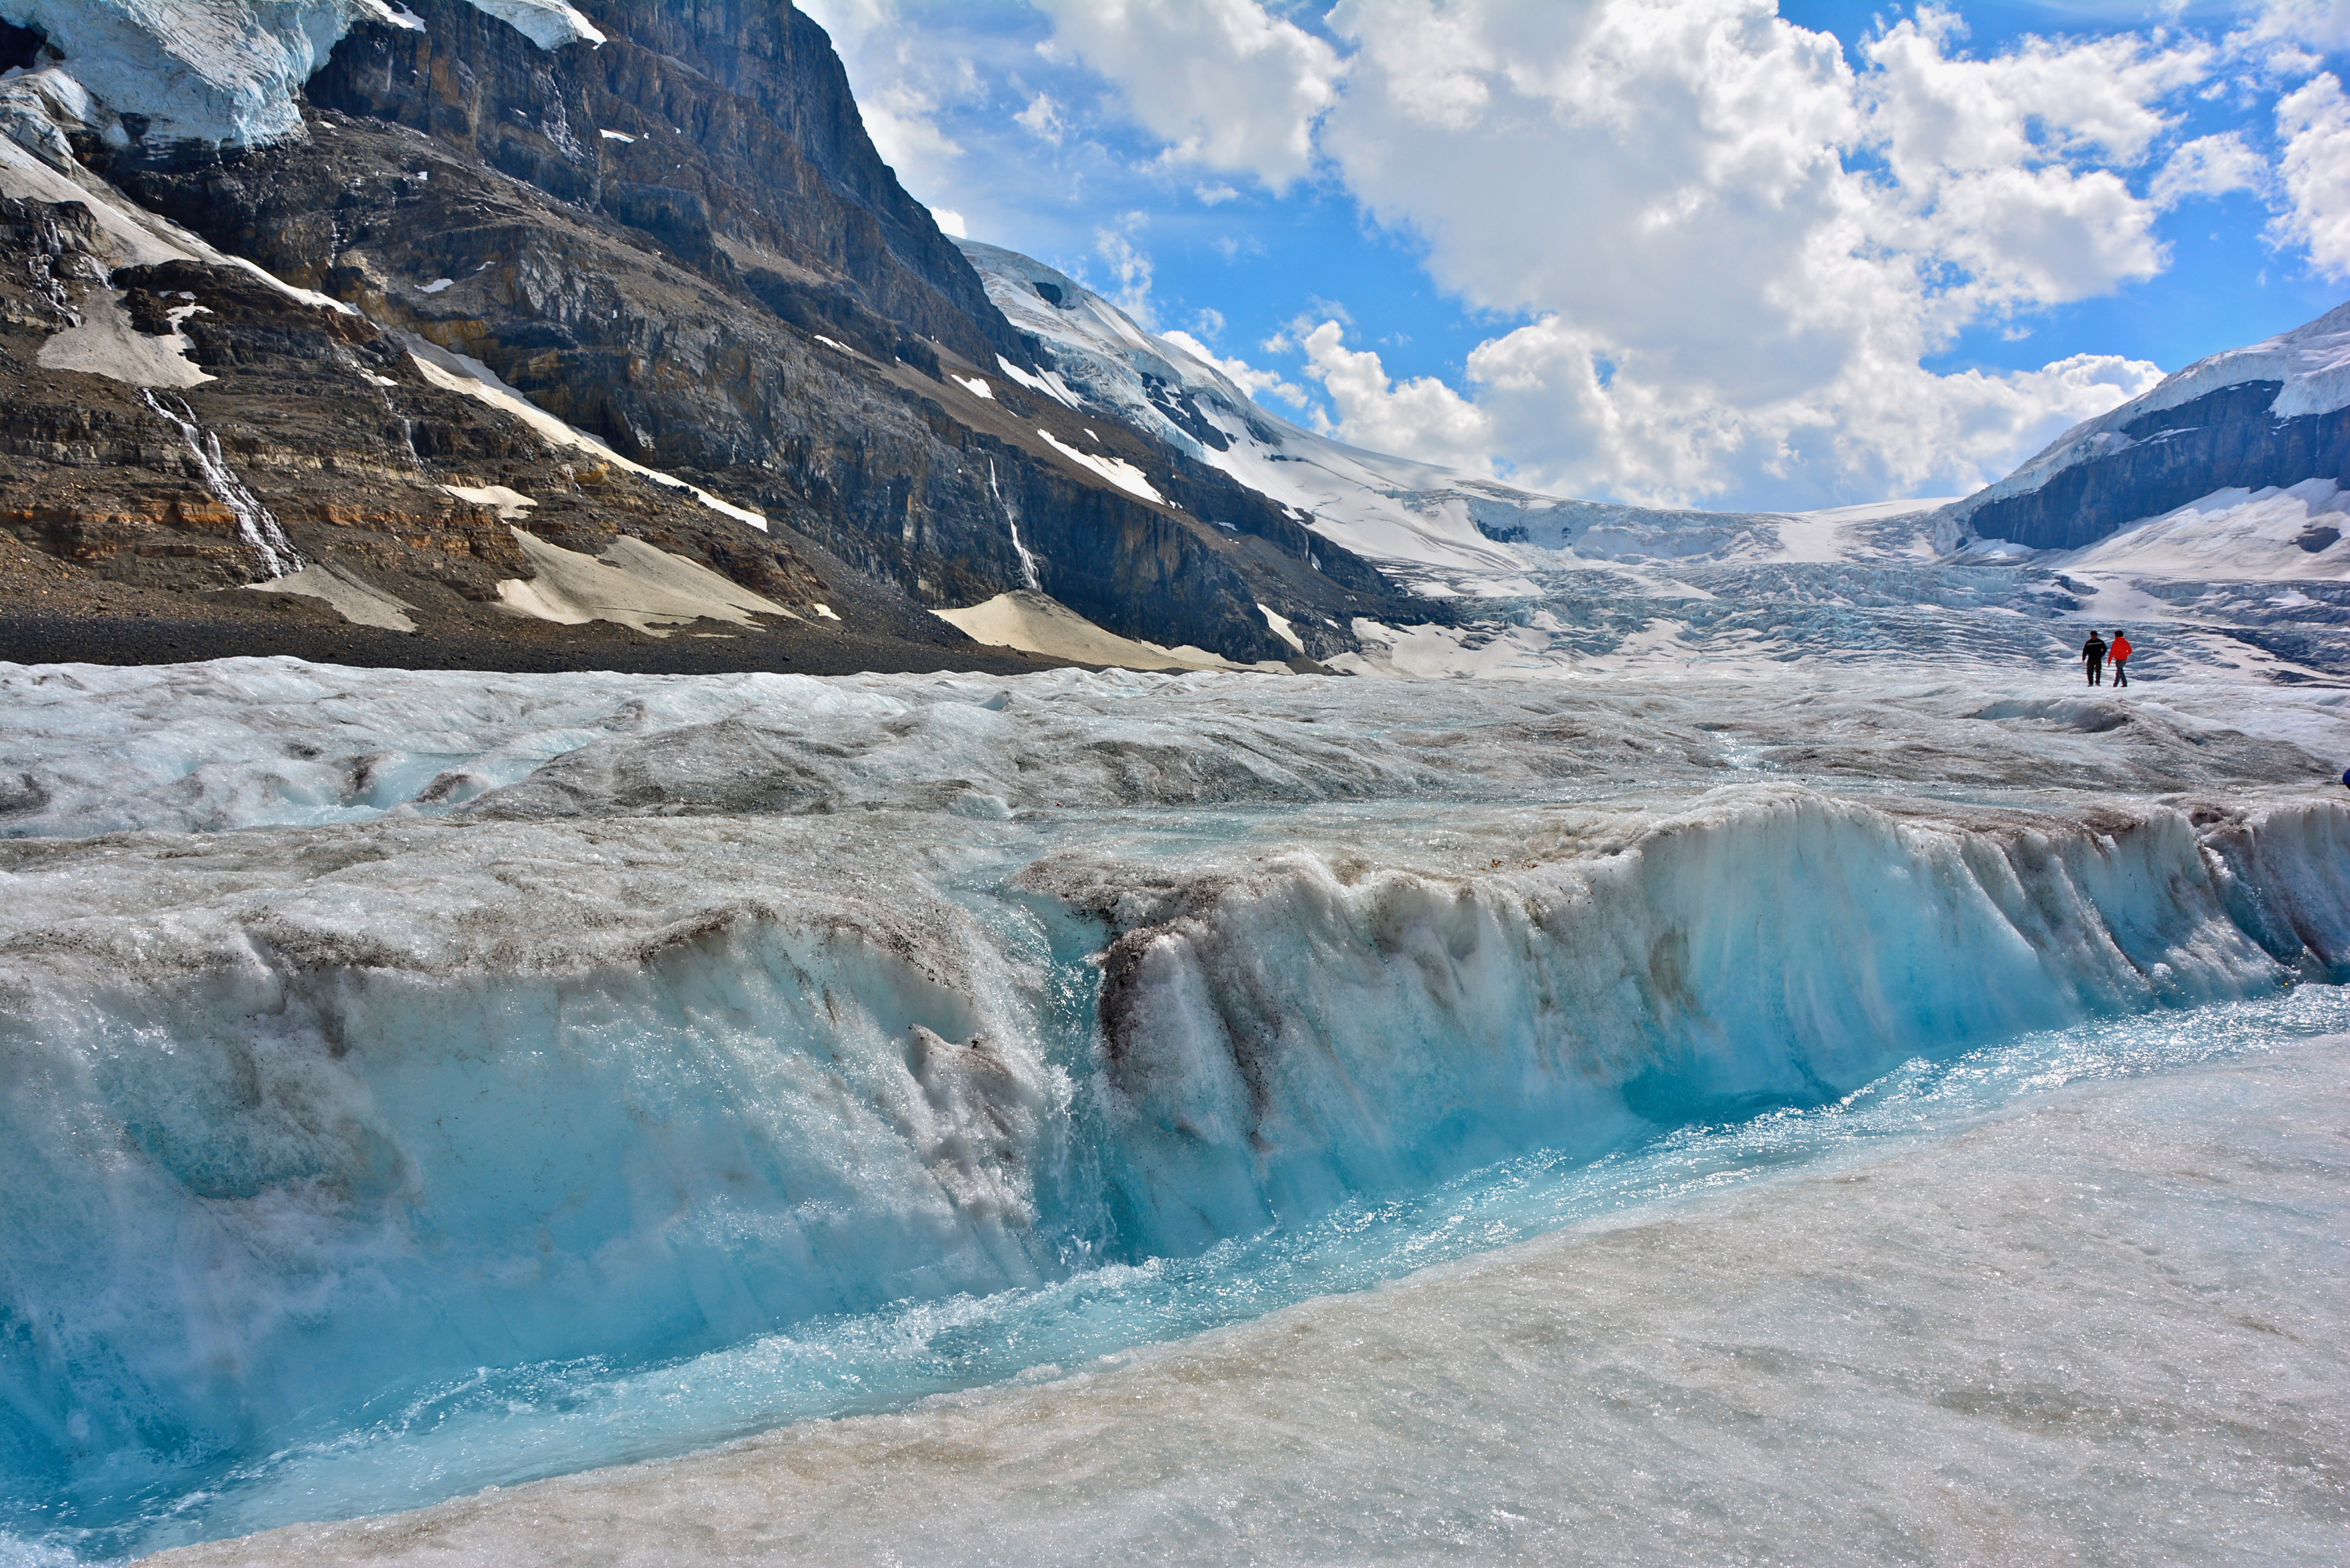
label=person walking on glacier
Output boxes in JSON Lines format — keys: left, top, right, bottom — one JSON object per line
{"left": 2081, "top": 630, "right": 2107, "bottom": 687}
{"left": 2108, "top": 630, "right": 2132, "bottom": 688}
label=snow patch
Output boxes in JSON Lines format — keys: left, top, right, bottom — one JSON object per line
{"left": 1035, "top": 428, "right": 1163, "bottom": 504}
{"left": 995, "top": 353, "right": 1080, "bottom": 409}
{"left": 418, "top": 277, "right": 455, "bottom": 295}
{"left": 951, "top": 374, "right": 993, "bottom": 400}
{"left": 936, "top": 590, "right": 1237, "bottom": 671}
{"left": 245, "top": 561, "right": 418, "bottom": 631}
{"left": 2058, "top": 480, "right": 2350, "bottom": 585}
{"left": 441, "top": 482, "right": 536, "bottom": 521}
{"left": 36, "top": 287, "right": 210, "bottom": 386}
{"left": 405, "top": 338, "right": 768, "bottom": 531}
{"left": 1258, "top": 603, "right": 1305, "bottom": 654}
{"left": 496, "top": 527, "right": 798, "bottom": 636}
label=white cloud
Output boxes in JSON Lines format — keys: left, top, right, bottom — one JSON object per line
{"left": 1095, "top": 221, "right": 1158, "bottom": 322}
{"left": 1162, "top": 329, "right": 1310, "bottom": 407}
{"left": 931, "top": 207, "right": 969, "bottom": 238}
{"left": 1030, "top": 0, "right": 1342, "bottom": 188}
{"left": 1042, "top": 0, "right": 2208, "bottom": 505}
{"left": 1015, "top": 91, "right": 1065, "bottom": 143}
{"left": 814, "top": 0, "right": 2289, "bottom": 508}
{"left": 2275, "top": 72, "right": 2350, "bottom": 276}
{"left": 2231, "top": 0, "right": 2350, "bottom": 74}
{"left": 1300, "top": 321, "right": 1495, "bottom": 470}
{"left": 2150, "top": 132, "right": 2267, "bottom": 207}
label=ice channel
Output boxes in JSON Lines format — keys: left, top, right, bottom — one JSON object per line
{"left": 0, "top": 658, "right": 2345, "bottom": 1562}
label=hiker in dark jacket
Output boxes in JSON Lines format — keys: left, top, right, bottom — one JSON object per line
{"left": 2081, "top": 631, "right": 2107, "bottom": 687}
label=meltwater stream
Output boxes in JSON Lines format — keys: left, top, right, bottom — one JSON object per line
{"left": 16, "top": 989, "right": 2350, "bottom": 1563}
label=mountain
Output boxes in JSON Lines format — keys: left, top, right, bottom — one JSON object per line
{"left": 957, "top": 243, "right": 1963, "bottom": 607}
{"left": 0, "top": 0, "right": 1427, "bottom": 673}
{"left": 1949, "top": 303, "right": 2350, "bottom": 559}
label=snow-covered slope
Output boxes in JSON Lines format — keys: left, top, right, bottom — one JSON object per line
{"left": 959, "top": 241, "right": 1940, "bottom": 594}
{"left": 2061, "top": 480, "right": 2349, "bottom": 583}
{"left": 1977, "top": 303, "right": 2350, "bottom": 516}
{"left": 1949, "top": 299, "right": 2350, "bottom": 555}
{"left": 0, "top": 0, "right": 600, "bottom": 148}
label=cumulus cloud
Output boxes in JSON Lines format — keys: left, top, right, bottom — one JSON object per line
{"left": 2150, "top": 133, "right": 2268, "bottom": 207}
{"left": 1299, "top": 322, "right": 1496, "bottom": 468}
{"left": 815, "top": 0, "right": 2302, "bottom": 507}
{"left": 1161, "top": 329, "right": 1311, "bottom": 407}
{"left": 1033, "top": 0, "right": 2218, "bottom": 505}
{"left": 2275, "top": 72, "right": 2350, "bottom": 276}
{"left": 1031, "top": 0, "right": 1342, "bottom": 188}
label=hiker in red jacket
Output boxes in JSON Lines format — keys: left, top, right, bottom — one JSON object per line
{"left": 2108, "top": 631, "right": 2132, "bottom": 688}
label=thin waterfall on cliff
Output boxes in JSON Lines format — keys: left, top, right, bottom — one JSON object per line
{"left": 143, "top": 391, "right": 303, "bottom": 579}
{"left": 990, "top": 459, "right": 1041, "bottom": 589}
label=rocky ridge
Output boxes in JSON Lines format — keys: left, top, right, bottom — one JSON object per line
{"left": 0, "top": 0, "right": 1431, "bottom": 672}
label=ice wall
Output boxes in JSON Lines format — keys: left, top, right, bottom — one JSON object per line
{"left": 1033, "top": 789, "right": 2350, "bottom": 1249}
{"left": 3, "top": 786, "right": 2344, "bottom": 1508}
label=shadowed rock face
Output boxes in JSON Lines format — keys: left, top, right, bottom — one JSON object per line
{"left": 0, "top": 0, "right": 1432, "bottom": 668}
{"left": 1957, "top": 381, "right": 2350, "bottom": 551}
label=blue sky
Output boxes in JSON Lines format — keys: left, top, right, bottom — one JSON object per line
{"left": 803, "top": 1, "right": 2347, "bottom": 511}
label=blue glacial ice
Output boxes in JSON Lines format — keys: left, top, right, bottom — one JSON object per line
{"left": 0, "top": 656, "right": 2345, "bottom": 1561}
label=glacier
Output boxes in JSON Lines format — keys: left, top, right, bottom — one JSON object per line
{"left": 1, "top": 653, "right": 2346, "bottom": 1561}
{"left": 957, "top": 240, "right": 2344, "bottom": 691}
{"left": 0, "top": 0, "right": 600, "bottom": 149}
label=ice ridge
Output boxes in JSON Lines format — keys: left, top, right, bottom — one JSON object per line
{"left": 2, "top": 785, "right": 2344, "bottom": 1521}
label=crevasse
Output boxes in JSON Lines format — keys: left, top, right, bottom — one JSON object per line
{"left": 1, "top": 786, "right": 2343, "bottom": 1515}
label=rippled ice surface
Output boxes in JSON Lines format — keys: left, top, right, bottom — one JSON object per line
{"left": 1, "top": 658, "right": 2345, "bottom": 1564}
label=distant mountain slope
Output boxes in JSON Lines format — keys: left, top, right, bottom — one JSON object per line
{"left": 1950, "top": 302, "right": 2350, "bottom": 558}
{"left": 959, "top": 241, "right": 1942, "bottom": 595}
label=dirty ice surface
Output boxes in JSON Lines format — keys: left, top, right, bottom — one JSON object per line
{"left": 0, "top": 656, "right": 2345, "bottom": 1565}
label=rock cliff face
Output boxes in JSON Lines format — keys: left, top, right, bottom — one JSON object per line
{"left": 1955, "top": 382, "right": 2350, "bottom": 551}
{"left": 0, "top": 0, "right": 1427, "bottom": 670}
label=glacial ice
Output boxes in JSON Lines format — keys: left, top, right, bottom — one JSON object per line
{"left": 0, "top": 1, "right": 600, "bottom": 147}
{"left": 0, "top": 652, "right": 2345, "bottom": 1561}
{"left": 5, "top": 658, "right": 2345, "bottom": 839}
{"left": 144, "top": 1024, "right": 2350, "bottom": 1567}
